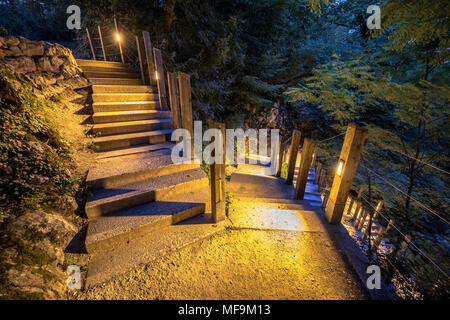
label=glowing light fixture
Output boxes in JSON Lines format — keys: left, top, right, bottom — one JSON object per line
{"left": 155, "top": 71, "right": 159, "bottom": 80}
{"left": 115, "top": 33, "right": 121, "bottom": 41}
{"left": 336, "top": 159, "right": 344, "bottom": 177}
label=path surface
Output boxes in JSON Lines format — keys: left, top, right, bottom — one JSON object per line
{"left": 79, "top": 160, "right": 368, "bottom": 300}
{"left": 80, "top": 228, "right": 366, "bottom": 300}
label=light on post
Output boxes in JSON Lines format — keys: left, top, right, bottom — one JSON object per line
{"left": 155, "top": 71, "right": 159, "bottom": 80}
{"left": 336, "top": 159, "right": 344, "bottom": 177}
{"left": 115, "top": 33, "right": 121, "bottom": 41}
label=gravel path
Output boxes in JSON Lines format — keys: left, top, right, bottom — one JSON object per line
{"left": 80, "top": 228, "right": 367, "bottom": 300}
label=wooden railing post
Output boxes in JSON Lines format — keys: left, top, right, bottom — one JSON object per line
{"left": 286, "top": 130, "right": 301, "bottom": 184}
{"left": 178, "top": 72, "right": 193, "bottom": 157}
{"left": 209, "top": 120, "right": 226, "bottom": 223}
{"left": 136, "top": 35, "right": 146, "bottom": 85}
{"left": 362, "top": 200, "right": 383, "bottom": 241}
{"left": 325, "top": 124, "right": 368, "bottom": 225}
{"left": 374, "top": 219, "right": 393, "bottom": 248}
{"left": 153, "top": 48, "right": 169, "bottom": 110}
{"left": 167, "top": 72, "right": 182, "bottom": 129}
{"left": 113, "top": 16, "right": 125, "bottom": 64}
{"left": 142, "top": 31, "right": 156, "bottom": 86}
{"left": 86, "top": 27, "right": 96, "bottom": 60}
{"left": 275, "top": 139, "right": 285, "bottom": 177}
{"left": 294, "top": 138, "right": 316, "bottom": 200}
{"left": 315, "top": 163, "right": 322, "bottom": 185}
{"left": 98, "top": 26, "right": 107, "bottom": 61}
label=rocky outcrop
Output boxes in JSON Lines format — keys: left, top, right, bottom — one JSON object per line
{"left": 0, "top": 35, "right": 86, "bottom": 91}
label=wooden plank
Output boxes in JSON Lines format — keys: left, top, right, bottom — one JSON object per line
{"left": 178, "top": 72, "right": 193, "bottom": 157}
{"left": 275, "top": 139, "right": 285, "bottom": 177}
{"left": 286, "top": 130, "right": 301, "bottom": 184}
{"left": 86, "top": 27, "right": 96, "bottom": 60}
{"left": 142, "top": 31, "right": 156, "bottom": 86}
{"left": 294, "top": 138, "right": 316, "bottom": 200}
{"left": 325, "top": 124, "right": 368, "bottom": 224}
{"left": 167, "top": 72, "right": 182, "bottom": 130}
{"left": 97, "top": 26, "right": 107, "bottom": 61}
{"left": 153, "top": 48, "right": 169, "bottom": 110}
{"left": 209, "top": 120, "right": 226, "bottom": 223}
{"left": 135, "top": 35, "right": 146, "bottom": 85}
{"left": 113, "top": 16, "right": 125, "bottom": 64}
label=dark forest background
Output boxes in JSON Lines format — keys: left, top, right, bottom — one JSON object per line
{"left": 1, "top": 0, "right": 449, "bottom": 298}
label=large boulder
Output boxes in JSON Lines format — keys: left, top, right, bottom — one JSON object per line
{"left": 4, "top": 56, "right": 37, "bottom": 73}
{"left": 19, "top": 41, "right": 44, "bottom": 56}
{"left": 4, "top": 36, "right": 20, "bottom": 46}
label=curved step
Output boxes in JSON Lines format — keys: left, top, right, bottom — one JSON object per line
{"left": 85, "top": 168, "right": 208, "bottom": 218}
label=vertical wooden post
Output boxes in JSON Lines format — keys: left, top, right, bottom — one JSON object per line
{"left": 178, "top": 72, "right": 193, "bottom": 157}
{"left": 318, "top": 169, "right": 326, "bottom": 192}
{"left": 135, "top": 35, "right": 146, "bottom": 85}
{"left": 153, "top": 48, "right": 169, "bottom": 110}
{"left": 286, "top": 130, "right": 301, "bottom": 185}
{"left": 294, "top": 138, "right": 316, "bottom": 200}
{"left": 167, "top": 72, "right": 182, "bottom": 129}
{"left": 374, "top": 219, "right": 393, "bottom": 248}
{"left": 209, "top": 121, "right": 226, "bottom": 223}
{"left": 322, "top": 189, "right": 330, "bottom": 209}
{"left": 315, "top": 163, "right": 322, "bottom": 184}
{"left": 325, "top": 124, "right": 368, "bottom": 224}
{"left": 357, "top": 209, "right": 368, "bottom": 230}
{"left": 98, "top": 26, "right": 107, "bottom": 61}
{"left": 113, "top": 16, "right": 125, "bottom": 64}
{"left": 275, "top": 140, "right": 285, "bottom": 177}
{"left": 142, "top": 31, "right": 156, "bottom": 86}
{"left": 362, "top": 200, "right": 383, "bottom": 241}
{"left": 352, "top": 188, "right": 363, "bottom": 219}
{"left": 86, "top": 27, "right": 96, "bottom": 60}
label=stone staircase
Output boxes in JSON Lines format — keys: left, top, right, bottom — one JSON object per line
{"left": 77, "top": 59, "right": 217, "bottom": 287}
{"left": 76, "top": 59, "right": 172, "bottom": 153}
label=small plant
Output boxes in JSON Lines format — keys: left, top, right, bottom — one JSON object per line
{"left": 49, "top": 93, "right": 64, "bottom": 103}
{"left": 225, "top": 190, "right": 237, "bottom": 214}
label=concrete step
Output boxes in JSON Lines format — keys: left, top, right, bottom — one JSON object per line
{"left": 93, "top": 129, "right": 172, "bottom": 151}
{"left": 95, "top": 142, "right": 175, "bottom": 160}
{"left": 84, "top": 71, "right": 141, "bottom": 79}
{"left": 85, "top": 212, "right": 227, "bottom": 287}
{"left": 85, "top": 190, "right": 211, "bottom": 254}
{"left": 76, "top": 59, "right": 128, "bottom": 68}
{"left": 92, "top": 101, "right": 159, "bottom": 112}
{"left": 91, "top": 85, "right": 156, "bottom": 94}
{"left": 87, "top": 152, "right": 198, "bottom": 189}
{"left": 88, "top": 78, "right": 143, "bottom": 86}
{"left": 92, "top": 93, "right": 158, "bottom": 103}
{"left": 85, "top": 168, "right": 208, "bottom": 218}
{"left": 93, "top": 119, "right": 172, "bottom": 136}
{"left": 92, "top": 110, "right": 170, "bottom": 124}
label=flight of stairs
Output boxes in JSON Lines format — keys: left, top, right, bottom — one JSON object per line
{"left": 76, "top": 59, "right": 215, "bottom": 286}
{"left": 76, "top": 59, "right": 172, "bottom": 153}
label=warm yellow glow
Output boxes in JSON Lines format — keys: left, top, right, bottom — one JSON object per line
{"left": 336, "top": 159, "right": 344, "bottom": 177}
{"left": 155, "top": 71, "right": 159, "bottom": 80}
{"left": 116, "top": 33, "right": 121, "bottom": 41}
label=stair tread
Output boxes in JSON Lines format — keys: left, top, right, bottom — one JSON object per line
{"left": 94, "top": 109, "right": 168, "bottom": 116}
{"left": 92, "top": 101, "right": 159, "bottom": 107}
{"left": 95, "top": 143, "right": 174, "bottom": 160}
{"left": 87, "top": 150, "right": 192, "bottom": 185}
{"left": 86, "top": 188, "right": 211, "bottom": 247}
{"left": 86, "top": 168, "right": 206, "bottom": 207}
{"left": 93, "top": 129, "right": 172, "bottom": 143}
{"left": 93, "top": 118, "right": 171, "bottom": 129}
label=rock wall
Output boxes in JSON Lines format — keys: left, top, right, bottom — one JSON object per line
{"left": 0, "top": 35, "right": 85, "bottom": 90}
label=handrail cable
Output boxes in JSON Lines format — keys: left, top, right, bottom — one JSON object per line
{"left": 359, "top": 164, "right": 449, "bottom": 225}
{"left": 388, "top": 148, "right": 450, "bottom": 176}
{"left": 358, "top": 193, "right": 449, "bottom": 278}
